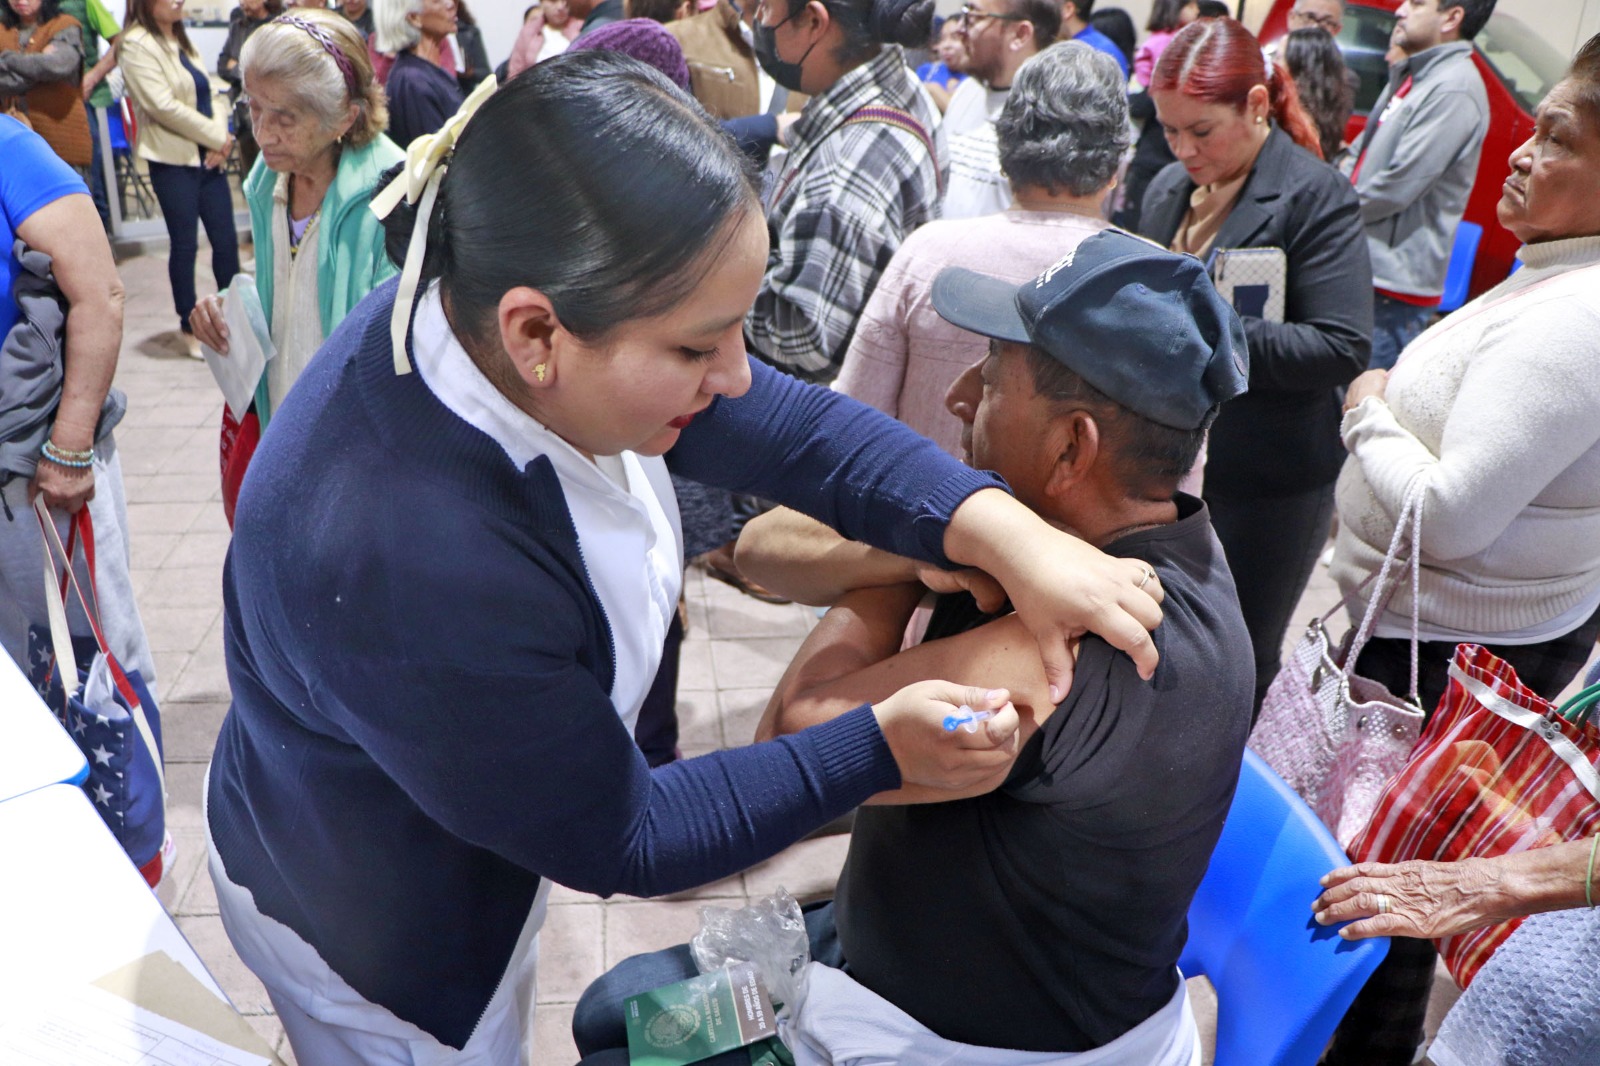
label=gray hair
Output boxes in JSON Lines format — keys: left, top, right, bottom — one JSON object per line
{"left": 997, "top": 40, "right": 1131, "bottom": 197}
{"left": 241, "top": 10, "right": 388, "bottom": 148}
{"left": 374, "top": 0, "right": 423, "bottom": 54}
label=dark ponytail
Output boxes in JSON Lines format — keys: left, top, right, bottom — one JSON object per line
{"left": 379, "top": 50, "right": 760, "bottom": 355}
{"left": 784, "top": 0, "right": 932, "bottom": 62}
{"left": 869, "top": 0, "right": 934, "bottom": 48}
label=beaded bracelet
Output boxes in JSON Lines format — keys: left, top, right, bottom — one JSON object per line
{"left": 40, "top": 441, "right": 93, "bottom": 469}
{"left": 1587, "top": 835, "right": 1599, "bottom": 908}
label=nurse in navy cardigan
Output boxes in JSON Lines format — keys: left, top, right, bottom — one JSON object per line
{"left": 205, "top": 52, "right": 1168, "bottom": 1063}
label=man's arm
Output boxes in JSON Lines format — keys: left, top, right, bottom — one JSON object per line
{"left": 18, "top": 193, "right": 124, "bottom": 513}
{"left": 736, "top": 505, "right": 1008, "bottom": 610}
{"left": 756, "top": 585, "right": 1063, "bottom": 804}
{"left": 81, "top": 39, "right": 119, "bottom": 102}
{"left": 736, "top": 507, "right": 917, "bottom": 606}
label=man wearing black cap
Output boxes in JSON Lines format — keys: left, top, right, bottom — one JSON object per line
{"left": 569, "top": 232, "right": 1257, "bottom": 1061}
{"left": 736, "top": 230, "right": 1258, "bottom": 1057}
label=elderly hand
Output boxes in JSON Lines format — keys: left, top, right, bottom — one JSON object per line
{"left": 30, "top": 456, "right": 96, "bottom": 514}
{"left": 1343, "top": 369, "right": 1389, "bottom": 414}
{"left": 873, "top": 683, "right": 1021, "bottom": 794}
{"left": 1313, "top": 858, "right": 1513, "bottom": 941}
{"left": 189, "top": 293, "right": 229, "bottom": 355}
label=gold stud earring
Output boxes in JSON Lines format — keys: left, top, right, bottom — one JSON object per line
{"left": 534, "top": 364, "right": 548, "bottom": 382}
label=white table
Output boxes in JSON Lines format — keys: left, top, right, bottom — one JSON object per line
{"left": 0, "top": 784, "right": 225, "bottom": 1002}
{"left": 0, "top": 648, "right": 87, "bottom": 803}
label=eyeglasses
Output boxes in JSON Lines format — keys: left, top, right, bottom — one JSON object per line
{"left": 954, "top": 5, "right": 1027, "bottom": 28}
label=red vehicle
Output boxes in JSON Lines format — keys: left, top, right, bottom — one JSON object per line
{"left": 1259, "top": 0, "right": 1570, "bottom": 299}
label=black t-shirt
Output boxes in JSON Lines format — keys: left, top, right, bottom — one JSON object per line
{"left": 833, "top": 495, "right": 1254, "bottom": 1052}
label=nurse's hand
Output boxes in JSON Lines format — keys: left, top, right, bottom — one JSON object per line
{"left": 943, "top": 488, "right": 1164, "bottom": 697}
{"left": 873, "top": 683, "right": 1020, "bottom": 794}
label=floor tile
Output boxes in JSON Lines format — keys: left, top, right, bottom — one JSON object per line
{"left": 161, "top": 699, "right": 229, "bottom": 762}
{"left": 716, "top": 688, "right": 772, "bottom": 747}
{"left": 141, "top": 604, "right": 221, "bottom": 654}
{"left": 673, "top": 689, "right": 722, "bottom": 749}
{"left": 532, "top": 1001, "right": 578, "bottom": 1066}
{"left": 126, "top": 499, "right": 206, "bottom": 535}
{"left": 538, "top": 903, "right": 605, "bottom": 1004}
{"left": 603, "top": 900, "right": 708, "bottom": 969}
{"left": 707, "top": 638, "right": 798, "bottom": 691}
{"left": 740, "top": 833, "right": 850, "bottom": 904}
{"left": 704, "top": 593, "right": 813, "bottom": 640}
{"left": 175, "top": 914, "right": 275, "bottom": 1014}
{"left": 137, "top": 564, "right": 224, "bottom": 610}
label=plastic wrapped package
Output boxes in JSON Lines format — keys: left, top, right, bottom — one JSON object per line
{"left": 690, "top": 888, "right": 810, "bottom": 1009}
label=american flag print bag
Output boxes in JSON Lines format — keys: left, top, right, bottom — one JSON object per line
{"left": 26, "top": 500, "right": 168, "bottom": 886}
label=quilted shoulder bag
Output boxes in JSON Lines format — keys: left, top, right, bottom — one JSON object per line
{"left": 1248, "top": 477, "right": 1428, "bottom": 846}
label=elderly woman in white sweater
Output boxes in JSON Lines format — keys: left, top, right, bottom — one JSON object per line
{"left": 1318, "top": 31, "right": 1600, "bottom": 1066}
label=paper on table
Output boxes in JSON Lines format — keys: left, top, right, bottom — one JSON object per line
{"left": 93, "top": 952, "right": 286, "bottom": 1065}
{"left": 0, "top": 982, "right": 270, "bottom": 1065}
{"left": 202, "top": 275, "right": 276, "bottom": 422}
{"left": 0, "top": 951, "right": 283, "bottom": 1066}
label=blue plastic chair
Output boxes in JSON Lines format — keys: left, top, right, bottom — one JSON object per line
{"left": 1179, "top": 750, "right": 1390, "bottom": 1066}
{"left": 1439, "top": 221, "right": 1483, "bottom": 313}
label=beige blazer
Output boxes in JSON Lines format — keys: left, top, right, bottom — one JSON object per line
{"left": 120, "top": 24, "right": 227, "bottom": 166}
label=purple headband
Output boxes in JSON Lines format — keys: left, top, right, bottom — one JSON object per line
{"left": 274, "top": 14, "right": 361, "bottom": 99}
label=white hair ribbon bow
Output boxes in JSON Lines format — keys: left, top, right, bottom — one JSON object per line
{"left": 370, "top": 75, "right": 500, "bottom": 375}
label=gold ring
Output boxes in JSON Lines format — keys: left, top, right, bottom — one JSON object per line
{"left": 1136, "top": 567, "right": 1156, "bottom": 590}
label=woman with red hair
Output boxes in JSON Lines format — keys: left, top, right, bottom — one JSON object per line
{"left": 1137, "top": 16, "right": 1371, "bottom": 713}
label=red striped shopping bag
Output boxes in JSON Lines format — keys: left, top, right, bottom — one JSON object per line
{"left": 1348, "top": 643, "right": 1600, "bottom": 987}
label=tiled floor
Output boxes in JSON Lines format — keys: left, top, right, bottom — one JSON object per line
{"left": 105, "top": 246, "right": 1479, "bottom": 1064}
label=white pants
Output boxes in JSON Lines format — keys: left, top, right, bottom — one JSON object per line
{"left": 0, "top": 441, "right": 157, "bottom": 689}
{"left": 205, "top": 769, "right": 550, "bottom": 1065}
{"left": 781, "top": 962, "right": 1202, "bottom": 1066}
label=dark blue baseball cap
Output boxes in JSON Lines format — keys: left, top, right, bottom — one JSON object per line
{"left": 931, "top": 229, "right": 1249, "bottom": 431}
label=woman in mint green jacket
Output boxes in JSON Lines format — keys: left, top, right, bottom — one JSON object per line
{"left": 190, "top": 10, "right": 402, "bottom": 446}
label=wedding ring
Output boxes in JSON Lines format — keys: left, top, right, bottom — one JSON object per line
{"left": 1376, "top": 894, "right": 1390, "bottom": 915}
{"left": 1136, "top": 567, "right": 1156, "bottom": 590}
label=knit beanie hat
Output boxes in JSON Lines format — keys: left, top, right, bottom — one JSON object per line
{"left": 568, "top": 18, "right": 692, "bottom": 91}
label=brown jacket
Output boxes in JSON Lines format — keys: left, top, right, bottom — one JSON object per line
{"left": 668, "top": 0, "right": 758, "bottom": 120}
{"left": 0, "top": 15, "right": 92, "bottom": 166}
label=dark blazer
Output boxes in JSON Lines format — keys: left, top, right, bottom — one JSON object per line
{"left": 1140, "top": 127, "right": 1372, "bottom": 497}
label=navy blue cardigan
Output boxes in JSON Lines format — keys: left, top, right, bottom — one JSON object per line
{"left": 207, "top": 280, "right": 1003, "bottom": 1047}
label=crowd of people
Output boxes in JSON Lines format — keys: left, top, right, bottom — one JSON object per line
{"left": 5, "top": 0, "right": 1600, "bottom": 1063}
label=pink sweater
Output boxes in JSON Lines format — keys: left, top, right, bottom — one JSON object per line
{"left": 1134, "top": 28, "right": 1177, "bottom": 88}
{"left": 833, "top": 209, "right": 1111, "bottom": 460}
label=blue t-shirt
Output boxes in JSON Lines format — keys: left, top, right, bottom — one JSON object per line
{"left": 1074, "top": 24, "right": 1130, "bottom": 78}
{"left": 916, "top": 60, "right": 966, "bottom": 88}
{"left": 0, "top": 116, "right": 88, "bottom": 339}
